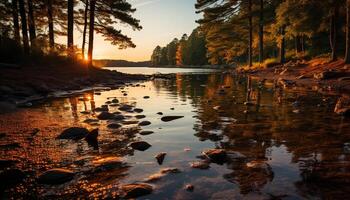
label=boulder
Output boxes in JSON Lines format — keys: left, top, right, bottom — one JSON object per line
{"left": 37, "top": 168, "right": 74, "bottom": 185}
{"left": 121, "top": 183, "right": 153, "bottom": 199}
{"left": 57, "top": 127, "right": 89, "bottom": 140}
{"left": 161, "top": 116, "right": 184, "bottom": 122}
{"left": 129, "top": 141, "right": 151, "bottom": 151}
{"left": 203, "top": 149, "right": 227, "bottom": 164}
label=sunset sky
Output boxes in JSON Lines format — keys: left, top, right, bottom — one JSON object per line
{"left": 60, "top": 0, "right": 200, "bottom": 62}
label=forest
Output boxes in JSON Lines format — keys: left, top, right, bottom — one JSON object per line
{"left": 151, "top": 0, "right": 350, "bottom": 68}
{"left": 0, "top": 0, "right": 141, "bottom": 66}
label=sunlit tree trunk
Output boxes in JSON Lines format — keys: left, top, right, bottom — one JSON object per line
{"left": 248, "top": 0, "right": 253, "bottom": 67}
{"left": 18, "top": 0, "right": 29, "bottom": 54}
{"left": 88, "top": 0, "right": 96, "bottom": 67}
{"left": 67, "top": 0, "right": 74, "bottom": 57}
{"left": 280, "top": 27, "right": 286, "bottom": 64}
{"left": 27, "top": 0, "right": 36, "bottom": 48}
{"left": 345, "top": 0, "right": 350, "bottom": 64}
{"left": 11, "top": 0, "right": 20, "bottom": 43}
{"left": 47, "top": 0, "right": 54, "bottom": 51}
{"left": 82, "top": 0, "right": 89, "bottom": 57}
{"left": 330, "top": 4, "right": 338, "bottom": 61}
{"left": 258, "top": 0, "right": 264, "bottom": 63}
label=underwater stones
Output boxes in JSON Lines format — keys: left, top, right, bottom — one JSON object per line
{"left": 97, "top": 111, "right": 115, "bottom": 120}
{"left": 121, "top": 183, "right": 153, "bottom": 199}
{"left": 139, "top": 121, "right": 151, "bottom": 126}
{"left": 139, "top": 131, "right": 154, "bottom": 135}
{"left": 57, "top": 127, "right": 89, "bottom": 140}
{"left": 37, "top": 168, "right": 74, "bottom": 185}
{"left": 129, "top": 141, "right": 151, "bottom": 151}
{"left": 107, "top": 123, "right": 122, "bottom": 129}
{"left": 155, "top": 152, "right": 167, "bottom": 165}
{"left": 203, "top": 149, "right": 227, "bottom": 164}
{"left": 161, "top": 116, "right": 184, "bottom": 122}
{"left": 92, "top": 157, "right": 125, "bottom": 171}
{"left": 190, "top": 161, "right": 210, "bottom": 170}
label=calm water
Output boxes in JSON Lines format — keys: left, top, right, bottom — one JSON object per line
{"left": 1, "top": 68, "right": 350, "bottom": 199}
{"left": 105, "top": 66, "right": 220, "bottom": 75}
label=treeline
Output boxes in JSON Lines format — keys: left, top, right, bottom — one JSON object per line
{"left": 154, "top": 0, "right": 350, "bottom": 67}
{"left": 0, "top": 0, "right": 141, "bottom": 66}
{"left": 151, "top": 28, "right": 208, "bottom": 66}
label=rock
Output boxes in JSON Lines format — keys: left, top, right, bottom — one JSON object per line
{"left": 161, "top": 116, "right": 184, "bottom": 122}
{"left": 0, "top": 169, "right": 25, "bottom": 186}
{"left": 139, "top": 131, "right": 154, "bottom": 135}
{"left": 122, "top": 121, "right": 139, "bottom": 125}
{"left": 94, "top": 106, "right": 109, "bottom": 112}
{"left": 57, "top": 127, "right": 89, "bottom": 140}
{"left": 111, "top": 99, "right": 119, "bottom": 103}
{"left": 155, "top": 152, "right": 167, "bottom": 165}
{"left": 139, "top": 121, "right": 151, "bottom": 126}
{"left": 134, "top": 108, "right": 144, "bottom": 113}
{"left": 105, "top": 101, "right": 112, "bottom": 104}
{"left": 143, "top": 96, "right": 150, "bottom": 99}
{"left": 107, "top": 123, "right": 122, "bottom": 129}
{"left": 170, "top": 108, "right": 175, "bottom": 110}
{"left": 185, "top": 184, "right": 194, "bottom": 192}
{"left": 114, "top": 114, "right": 125, "bottom": 121}
{"left": 314, "top": 71, "right": 344, "bottom": 80}
{"left": 119, "top": 105, "right": 133, "bottom": 111}
{"left": 129, "top": 141, "right": 151, "bottom": 151}
{"left": 145, "top": 168, "right": 180, "bottom": 182}
{"left": 203, "top": 149, "right": 227, "bottom": 164}
{"left": 190, "top": 161, "right": 210, "bottom": 169}
{"left": 97, "top": 112, "right": 115, "bottom": 120}
{"left": 85, "top": 129, "right": 98, "bottom": 141}
{"left": 121, "top": 183, "right": 153, "bottom": 199}
{"left": 244, "top": 101, "right": 254, "bottom": 106}
{"left": 334, "top": 96, "right": 350, "bottom": 117}
{"left": 92, "top": 157, "right": 125, "bottom": 171}
{"left": 83, "top": 118, "right": 99, "bottom": 124}
{"left": 135, "top": 115, "right": 146, "bottom": 119}
{"left": 37, "top": 168, "right": 74, "bottom": 185}
{"left": 278, "top": 78, "right": 296, "bottom": 88}
{"left": 157, "top": 112, "right": 163, "bottom": 115}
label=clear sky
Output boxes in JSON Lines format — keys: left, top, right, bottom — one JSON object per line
{"left": 65, "top": 0, "right": 200, "bottom": 62}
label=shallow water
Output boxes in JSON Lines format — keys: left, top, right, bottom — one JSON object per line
{"left": 1, "top": 70, "right": 350, "bottom": 199}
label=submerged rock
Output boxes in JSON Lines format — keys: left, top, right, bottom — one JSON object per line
{"left": 97, "top": 111, "right": 115, "bottom": 120}
{"left": 129, "top": 141, "right": 151, "bottom": 151}
{"left": 161, "top": 116, "right": 184, "bottom": 122}
{"left": 145, "top": 167, "right": 180, "bottom": 182}
{"left": 37, "top": 168, "right": 74, "bottom": 185}
{"left": 121, "top": 183, "right": 153, "bottom": 199}
{"left": 57, "top": 127, "right": 89, "bottom": 140}
{"left": 139, "top": 121, "right": 151, "bottom": 126}
{"left": 155, "top": 152, "right": 167, "bottom": 165}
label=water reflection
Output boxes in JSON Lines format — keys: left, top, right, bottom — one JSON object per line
{"left": 0, "top": 72, "right": 350, "bottom": 199}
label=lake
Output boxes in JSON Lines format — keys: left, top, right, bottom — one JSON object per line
{"left": 104, "top": 66, "right": 220, "bottom": 75}
{"left": 0, "top": 68, "right": 349, "bottom": 199}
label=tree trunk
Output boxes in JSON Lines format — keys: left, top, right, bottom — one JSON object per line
{"left": 345, "top": 0, "right": 350, "bottom": 64}
{"left": 27, "top": 0, "right": 36, "bottom": 48}
{"left": 18, "top": 0, "right": 29, "bottom": 54}
{"left": 258, "top": 0, "right": 264, "bottom": 63}
{"left": 248, "top": 0, "right": 253, "bottom": 67}
{"left": 67, "top": 0, "right": 74, "bottom": 57}
{"left": 47, "top": 0, "right": 54, "bottom": 50}
{"left": 82, "top": 0, "right": 89, "bottom": 58}
{"left": 11, "top": 0, "right": 20, "bottom": 43}
{"left": 88, "top": 0, "right": 96, "bottom": 67}
{"left": 280, "top": 27, "right": 286, "bottom": 64}
{"left": 295, "top": 35, "right": 302, "bottom": 54}
{"left": 330, "top": 5, "right": 338, "bottom": 61}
